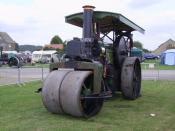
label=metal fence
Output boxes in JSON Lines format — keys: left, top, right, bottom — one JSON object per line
{"left": 141, "top": 62, "right": 175, "bottom": 81}
{"left": 0, "top": 66, "right": 49, "bottom": 86}
{"left": 141, "top": 62, "right": 160, "bottom": 81}
{"left": 0, "top": 64, "right": 175, "bottom": 86}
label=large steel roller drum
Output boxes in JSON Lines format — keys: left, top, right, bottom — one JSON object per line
{"left": 42, "top": 69, "right": 103, "bottom": 117}
{"left": 121, "top": 57, "right": 141, "bottom": 100}
{"left": 41, "top": 70, "right": 72, "bottom": 113}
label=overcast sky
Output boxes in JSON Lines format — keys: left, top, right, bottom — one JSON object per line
{"left": 0, "top": 0, "right": 174, "bottom": 50}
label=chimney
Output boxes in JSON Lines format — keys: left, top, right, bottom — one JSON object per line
{"left": 82, "top": 5, "right": 95, "bottom": 39}
{"left": 0, "top": 46, "right": 3, "bottom": 57}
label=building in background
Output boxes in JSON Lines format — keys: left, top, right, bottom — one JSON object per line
{"left": 43, "top": 44, "right": 64, "bottom": 50}
{"left": 0, "top": 32, "right": 19, "bottom": 51}
{"left": 154, "top": 39, "right": 175, "bottom": 55}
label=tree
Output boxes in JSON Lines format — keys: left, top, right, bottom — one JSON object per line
{"left": 133, "top": 41, "right": 143, "bottom": 49}
{"left": 19, "top": 45, "right": 43, "bottom": 52}
{"left": 133, "top": 41, "right": 150, "bottom": 53}
{"left": 142, "top": 48, "right": 150, "bottom": 53}
{"left": 50, "top": 35, "right": 63, "bottom": 44}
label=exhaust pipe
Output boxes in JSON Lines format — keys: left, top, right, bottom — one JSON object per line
{"left": 0, "top": 46, "right": 3, "bottom": 57}
{"left": 82, "top": 5, "right": 95, "bottom": 39}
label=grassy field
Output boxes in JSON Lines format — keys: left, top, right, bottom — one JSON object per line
{"left": 142, "top": 59, "right": 175, "bottom": 70}
{"left": 0, "top": 63, "right": 49, "bottom": 68}
{"left": 0, "top": 81, "right": 175, "bottom": 131}
{"left": 23, "top": 63, "right": 50, "bottom": 68}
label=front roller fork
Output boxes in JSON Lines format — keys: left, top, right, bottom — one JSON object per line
{"left": 41, "top": 69, "right": 103, "bottom": 117}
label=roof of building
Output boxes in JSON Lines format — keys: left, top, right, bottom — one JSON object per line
{"left": 0, "top": 32, "right": 16, "bottom": 43}
{"left": 154, "top": 39, "right": 175, "bottom": 55}
{"left": 158, "top": 39, "right": 175, "bottom": 48}
{"left": 44, "top": 44, "right": 64, "bottom": 49}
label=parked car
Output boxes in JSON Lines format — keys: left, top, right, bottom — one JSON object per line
{"left": 38, "top": 56, "right": 49, "bottom": 64}
{"left": 131, "top": 47, "right": 144, "bottom": 62}
{"left": 17, "top": 53, "right": 31, "bottom": 63}
{"left": 143, "top": 53, "right": 159, "bottom": 60}
{"left": 31, "top": 50, "right": 57, "bottom": 64}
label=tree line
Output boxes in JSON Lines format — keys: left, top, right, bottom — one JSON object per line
{"left": 19, "top": 35, "right": 149, "bottom": 53}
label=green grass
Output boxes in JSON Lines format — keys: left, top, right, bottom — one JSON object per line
{"left": 23, "top": 63, "right": 49, "bottom": 68}
{"left": 0, "top": 63, "right": 49, "bottom": 68}
{"left": 142, "top": 59, "right": 175, "bottom": 70}
{"left": 0, "top": 81, "right": 175, "bottom": 131}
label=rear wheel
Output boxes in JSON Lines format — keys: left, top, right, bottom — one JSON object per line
{"left": 121, "top": 57, "right": 141, "bottom": 100}
{"left": 114, "top": 36, "right": 133, "bottom": 67}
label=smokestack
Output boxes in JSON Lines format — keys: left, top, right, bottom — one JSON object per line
{"left": 0, "top": 46, "right": 2, "bottom": 57}
{"left": 82, "top": 5, "right": 95, "bottom": 39}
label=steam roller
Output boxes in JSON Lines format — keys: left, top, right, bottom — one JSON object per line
{"left": 41, "top": 5, "right": 145, "bottom": 117}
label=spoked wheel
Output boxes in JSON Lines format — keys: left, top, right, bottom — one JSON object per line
{"left": 114, "top": 36, "right": 133, "bottom": 67}
{"left": 121, "top": 57, "right": 141, "bottom": 100}
{"left": 80, "top": 73, "right": 103, "bottom": 117}
{"left": 42, "top": 70, "right": 103, "bottom": 117}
